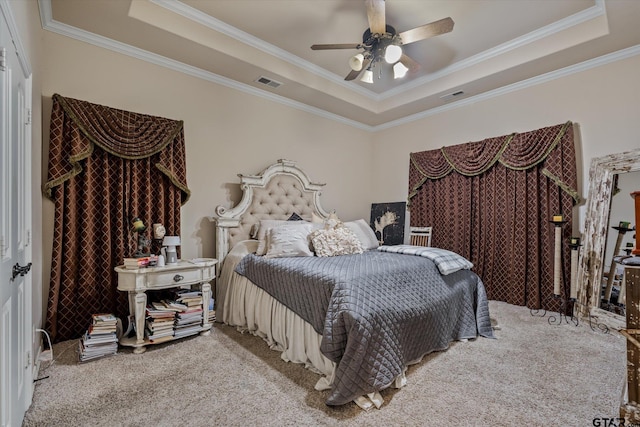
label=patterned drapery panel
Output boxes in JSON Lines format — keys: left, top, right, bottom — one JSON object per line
{"left": 408, "top": 122, "right": 578, "bottom": 310}
{"left": 44, "top": 94, "right": 190, "bottom": 342}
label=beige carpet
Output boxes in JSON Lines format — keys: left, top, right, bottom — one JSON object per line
{"left": 24, "top": 301, "right": 626, "bottom": 427}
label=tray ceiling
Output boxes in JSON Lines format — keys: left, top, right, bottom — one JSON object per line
{"left": 40, "top": 0, "right": 640, "bottom": 129}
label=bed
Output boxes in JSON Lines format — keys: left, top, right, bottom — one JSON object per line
{"left": 213, "top": 159, "right": 494, "bottom": 410}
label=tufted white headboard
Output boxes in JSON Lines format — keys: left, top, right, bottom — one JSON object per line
{"left": 212, "top": 159, "right": 330, "bottom": 267}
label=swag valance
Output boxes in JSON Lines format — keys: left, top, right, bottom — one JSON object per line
{"left": 44, "top": 93, "right": 190, "bottom": 203}
{"left": 408, "top": 121, "right": 579, "bottom": 203}
{"left": 43, "top": 94, "right": 190, "bottom": 342}
{"left": 407, "top": 121, "right": 579, "bottom": 312}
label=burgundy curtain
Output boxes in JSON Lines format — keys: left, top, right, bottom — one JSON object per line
{"left": 44, "top": 94, "right": 190, "bottom": 343}
{"left": 408, "top": 122, "right": 579, "bottom": 310}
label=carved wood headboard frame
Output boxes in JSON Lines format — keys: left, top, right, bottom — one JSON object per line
{"left": 212, "top": 159, "right": 330, "bottom": 267}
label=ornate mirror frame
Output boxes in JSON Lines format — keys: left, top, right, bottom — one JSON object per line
{"left": 577, "top": 148, "right": 640, "bottom": 327}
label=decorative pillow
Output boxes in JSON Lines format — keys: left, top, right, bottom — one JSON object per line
{"left": 344, "top": 219, "right": 379, "bottom": 250}
{"left": 311, "top": 212, "right": 325, "bottom": 224}
{"left": 288, "top": 212, "right": 304, "bottom": 221}
{"left": 310, "top": 225, "right": 364, "bottom": 257}
{"left": 265, "top": 223, "right": 315, "bottom": 258}
{"left": 255, "top": 219, "right": 289, "bottom": 255}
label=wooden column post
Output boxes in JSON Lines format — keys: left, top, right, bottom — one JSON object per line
{"left": 621, "top": 191, "right": 640, "bottom": 423}
{"left": 621, "top": 266, "right": 640, "bottom": 422}
{"left": 633, "top": 191, "right": 640, "bottom": 256}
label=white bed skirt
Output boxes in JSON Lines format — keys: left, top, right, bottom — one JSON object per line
{"left": 217, "top": 242, "right": 407, "bottom": 410}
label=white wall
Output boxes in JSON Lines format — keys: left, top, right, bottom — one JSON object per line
{"left": 20, "top": 5, "right": 640, "bottom": 331}
{"left": 39, "top": 31, "right": 375, "bottom": 313}
{"left": 370, "top": 54, "right": 640, "bottom": 235}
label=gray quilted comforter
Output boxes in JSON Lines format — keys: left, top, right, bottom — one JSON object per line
{"left": 235, "top": 250, "right": 494, "bottom": 406}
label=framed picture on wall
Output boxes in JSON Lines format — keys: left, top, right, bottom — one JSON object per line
{"left": 370, "top": 202, "right": 406, "bottom": 246}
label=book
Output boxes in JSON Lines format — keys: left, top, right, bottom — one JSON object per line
{"left": 122, "top": 255, "right": 158, "bottom": 269}
{"left": 78, "top": 312, "right": 119, "bottom": 362}
{"left": 92, "top": 313, "right": 118, "bottom": 324}
{"left": 151, "top": 301, "right": 181, "bottom": 312}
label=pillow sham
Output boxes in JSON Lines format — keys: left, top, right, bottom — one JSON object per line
{"left": 311, "top": 212, "right": 325, "bottom": 224}
{"left": 255, "top": 219, "right": 290, "bottom": 255}
{"left": 310, "top": 225, "right": 364, "bottom": 257}
{"left": 344, "top": 219, "right": 379, "bottom": 250}
{"left": 265, "top": 223, "right": 315, "bottom": 258}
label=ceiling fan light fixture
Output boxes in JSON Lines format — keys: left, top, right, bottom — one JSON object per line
{"left": 349, "top": 53, "right": 365, "bottom": 71}
{"left": 384, "top": 44, "right": 402, "bottom": 64}
{"left": 360, "top": 69, "right": 374, "bottom": 84}
{"left": 393, "top": 62, "right": 409, "bottom": 79}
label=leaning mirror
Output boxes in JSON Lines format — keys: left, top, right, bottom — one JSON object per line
{"left": 577, "top": 148, "right": 640, "bottom": 329}
{"left": 600, "top": 171, "right": 640, "bottom": 315}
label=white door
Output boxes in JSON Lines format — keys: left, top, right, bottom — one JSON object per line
{"left": 0, "top": 3, "right": 34, "bottom": 426}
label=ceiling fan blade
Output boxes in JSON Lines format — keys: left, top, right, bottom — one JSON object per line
{"left": 398, "top": 17, "right": 454, "bottom": 45}
{"left": 345, "top": 57, "right": 372, "bottom": 81}
{"left": 365, "top": 0, "right": 386, "bottom": 34}
{"left": 311, "top": 43, "right": 361, "bottom": 50}
{"left": 399, "top": 54, "right": 420, "bottom": 73}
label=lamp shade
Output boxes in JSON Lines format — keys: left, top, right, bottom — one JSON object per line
{"left": 349, "top": 53, "right": 364, "bottom": 71}
{"left": 360, "top": 69, "right": 374, "bottom": 84}
{"left": 384, "top": 44, "right": 402, "bottom": 64}
{"left": 162, "top": 236, "right": 181, "bottom": 247}
{"left": 393, "top": 62, "right": 409, "bottom": 79}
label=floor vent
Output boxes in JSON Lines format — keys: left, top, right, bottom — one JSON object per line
{"left": 439, "top": 90, "right": 464, "bottom": 101}
{"left": 255, "top": 76, "right": 283, "bottom": 89}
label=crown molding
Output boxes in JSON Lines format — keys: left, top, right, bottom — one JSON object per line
{"left": 150, "top": 0, "right": 378, "bottom": 101}
{"left": 380, "top": 0, "right": 607, "bottom": 99}
{"left": 153, "top": 0, "right": 606, "bottom": 101}
{"left": 374, "top": 43, "right": 640, "bottom": 131}
{"left": 37, "top": 0, "right": 370, "bottom": 131}
{"left": 38, "top": 0, "right": 637, "bottom": 132}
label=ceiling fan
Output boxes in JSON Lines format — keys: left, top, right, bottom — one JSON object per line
{"left": 310, "top": 0, "right": 454, "bottom": 83}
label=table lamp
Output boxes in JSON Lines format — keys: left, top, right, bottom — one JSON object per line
{"left": 162, "top": 236, "right": 180, "bottom": 265}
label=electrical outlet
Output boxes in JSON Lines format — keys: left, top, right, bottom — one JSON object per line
{"left": 39, "top": 349, "right": 52, "bottom": 362}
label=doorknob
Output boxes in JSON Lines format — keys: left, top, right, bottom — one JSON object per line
{"left": 11, "top": 262, "right": 32, "bottom": 281}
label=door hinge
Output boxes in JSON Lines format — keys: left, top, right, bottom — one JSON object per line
{"left": 25, "top": 108, "right": 31, "bottom": 125}
{"left": 0, "top": 48, "right": 6, "bottom": 71}
{"left": 0, "top": 235, "right": 5, "bottom": 257}
{"left": 26, "top": 351, "right": 31, "bottom": 368}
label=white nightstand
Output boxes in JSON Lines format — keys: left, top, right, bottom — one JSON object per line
{"left": 115, "top": 258, "right": 217, "bottom": 353}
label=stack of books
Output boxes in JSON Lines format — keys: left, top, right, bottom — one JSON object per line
{"left": 122, "top": 255, "right": 158, "bottom": 269}
{"left": 174, "top": 306, "right": 204, "bottom": 339}
{"left": 145, "top": 304, "right": 177, "bottom": 344}
{"left": 173, "top": 289, "right": 204, "bottom": 339}
{"left": 174, "top": 289, "right": 203, "bottom": 309}
{"left": 208, "top": 297, "right": 216, "bottom": 323}
{"left": 78, "top": 313, "right": 119, "bottom": 362}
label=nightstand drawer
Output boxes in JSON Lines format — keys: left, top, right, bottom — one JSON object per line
{"left": 145, "top": 268, "right": 201, "bottom": 288}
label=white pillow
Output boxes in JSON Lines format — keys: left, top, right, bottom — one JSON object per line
{"left": 265, "top": 223, "right": 315, "bottom": 258}
{"left": 344, "top": 219, "right": 379, "bottom": 250}
{"left": 255, "top": 219, "right": 289, "bottom": 255}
